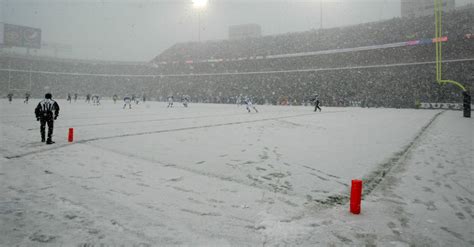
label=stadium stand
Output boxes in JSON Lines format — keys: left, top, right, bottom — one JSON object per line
{"left": 1, "top": 7, "right": 472, "bottom": 107}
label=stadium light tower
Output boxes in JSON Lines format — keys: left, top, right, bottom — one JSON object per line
{"left": 192, "top": 0, "right": 208, "bottom": 9}
{"left": 192, "top": 0, "right": 208, "bottom": 42}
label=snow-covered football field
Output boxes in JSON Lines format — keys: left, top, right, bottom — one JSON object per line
{"left": 1, "top": 100, "right": 472, "bottom": 246}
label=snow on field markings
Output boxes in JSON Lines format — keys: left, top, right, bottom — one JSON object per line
{"left": 85, "top": 142, "right": 301, "bottom": 198}
{"left": 303, "top": 110, "right": 445, "bottom": 207}
{"left": 361, "top": 110, "right": 445, "bottom": 197}
{"left": 74, "top": 110, "right": 345, "bottom": 144}
{"left": 25, "top": 112, "right": 252, "bottom": 131}
{"left": 3, "top": 143, "right": 72, "bottom": 159}
{"left": 2, "top": 110, "right": 446, "bottom": 212}
{"left": 2, "top": 107, "right": 233, "bottom": 123}
{"left": 4, "top": 110, "right": 345, "bottom": 159}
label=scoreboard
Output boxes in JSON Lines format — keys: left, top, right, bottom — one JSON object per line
{"left": 0, "top": 22, "right": 41, "bottom": 49}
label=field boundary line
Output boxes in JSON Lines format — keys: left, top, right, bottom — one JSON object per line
{"left": 4, "top": 110, "right": 345, "bottom": 159}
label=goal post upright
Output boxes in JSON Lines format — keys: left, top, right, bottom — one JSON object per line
{"left": 434, "top": 0, "right": 470, "bottom": 117}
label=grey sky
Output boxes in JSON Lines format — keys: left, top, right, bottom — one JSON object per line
{"left": 1, "top": 0, "right": 472, "bottom": 61}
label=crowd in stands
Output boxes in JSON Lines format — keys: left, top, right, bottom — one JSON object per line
{"left": 1, "top": 7, "right": 472, "bottom": 108}
{"left": 155, "top": 7, "right": 473, "bottom": 62}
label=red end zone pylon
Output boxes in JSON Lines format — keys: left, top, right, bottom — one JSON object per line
{"left": 350, "top": 179, "right": 362, "bottom": 214}
{"left": 68, "top": 128, "right": 74, "bottom": 142}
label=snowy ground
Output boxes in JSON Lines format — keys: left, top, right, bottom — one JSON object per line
{"left": 0, "top": 100, "right": 472, "bottom": 246}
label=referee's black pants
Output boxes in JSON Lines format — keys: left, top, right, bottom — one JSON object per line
{"left": 40, "top": 118, "right": 54, "bottom": 141}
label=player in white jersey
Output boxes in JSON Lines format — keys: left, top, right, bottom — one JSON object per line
{"left": 244, "top": 98, "right": 258, "bottom": 113}
{"left": 92, "top": 95, "right": 101, "bottom": 106}
{"left": 182, "top": 95, "right": 189, "bottom": 107}
{"left": 167, "top": 96, "right": 174, "bottom": 108}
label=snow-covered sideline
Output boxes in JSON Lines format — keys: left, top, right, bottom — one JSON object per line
{"left": 0, "top": 100, "right": 472, "bottom": 246}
